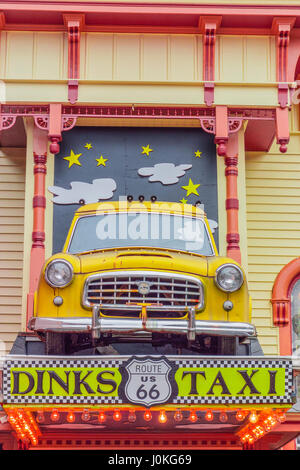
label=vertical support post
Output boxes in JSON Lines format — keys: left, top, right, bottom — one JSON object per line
{"left": 26, "top": 125, "right": 48, "bottom": 328}
{"left": 224, "top": 133, "right": 241, "bottom": 264}
{"left": 63, "top": 14, "right": 85, "bottom": 104}
{"left": 199, "top": 16, "right": 222, "bottom": 107}
{"left": 48, "top": 103, "right": 62, "bottom": 155}
{"left": 215, "top": 105, "right": 228, "bottom": 156}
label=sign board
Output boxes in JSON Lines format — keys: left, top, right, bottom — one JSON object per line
{"left": 52, "top": 127, "right": 218, "bottom": 253}
{"left": 2, "top": 356, "right": 294, "bottom": 408}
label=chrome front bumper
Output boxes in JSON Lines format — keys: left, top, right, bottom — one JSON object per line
{"left": 29, "top": 313, "right": 256, "bottom": 340}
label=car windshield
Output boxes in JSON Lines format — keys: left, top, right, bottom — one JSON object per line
{"left": 67, "top": 212, "right": 214, "bottom": 256}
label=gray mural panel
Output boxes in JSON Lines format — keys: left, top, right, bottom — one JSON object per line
{"left": 52, "top": 127, "right": 218, "bottom": 253}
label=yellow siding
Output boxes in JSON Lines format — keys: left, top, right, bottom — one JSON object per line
{"left": 0, "top": 148, "right": 26, "bottom": 354}
{"left": 246, "top": 134, "right": 300, "bottom": 355}
{"left": 1, "top": 32, "right": 276, "bottom": 84}
{"left": 216, "top": 35, "right": 276, "bottom": 83}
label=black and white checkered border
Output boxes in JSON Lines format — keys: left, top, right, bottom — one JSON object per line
{"left": 172, "top": 395, "right": 292, "bottom": 405}
{"left": 5, "top": 395, "right": 123, "bottom": 405}
{"left": 173, "top": 358, "right": 292, "bottom": 369}
{"left": 4, "top": 358, "right": 124, "bottom": 368}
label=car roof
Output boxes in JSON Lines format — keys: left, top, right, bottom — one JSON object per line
{"left": 75, "top": 201, "right": 206, "bottom": 217}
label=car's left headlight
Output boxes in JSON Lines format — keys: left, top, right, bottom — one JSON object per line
{"left": 45, "top": 259, "right": 74, "bottom": 288}
{"left": 215, "top": 264, "right": 244, "bottom": 292}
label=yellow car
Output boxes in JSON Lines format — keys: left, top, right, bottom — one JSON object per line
{"left": 29, "top": 200, "right": 259, "bottom": 355}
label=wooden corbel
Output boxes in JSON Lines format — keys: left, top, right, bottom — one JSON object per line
{"left": 275, "top": 107, "right": 289, "bottom": 153}
{"left": 63, "top": 14, "right": 85, "bottom": 104}
{"left": 199, "top": 16, "right": 222, "bottom": 107}
{"left": 272, "top": 17, "right": 296, "bottom": 109}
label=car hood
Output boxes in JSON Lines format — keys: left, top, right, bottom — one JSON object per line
{"left": 74, "top": 247, "right": 209, "bottom": 277}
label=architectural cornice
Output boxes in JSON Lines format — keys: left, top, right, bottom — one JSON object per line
{"left": 1, "top": 2, "right": 300, "bottom": 34}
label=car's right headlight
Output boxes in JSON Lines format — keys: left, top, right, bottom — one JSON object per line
{"left": 215, "top": 264, "right": 244, "bottom": 292}
{"left": 45, "top": 259, "right": 74, "bottom": 288}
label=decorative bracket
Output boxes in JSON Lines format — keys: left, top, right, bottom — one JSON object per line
{"left": 271, "top": 258, "right": 300, "bottom": 327}
{"left": 33, "top": 104, "right": 77, "bottom": 154}
{"left": 199, "top": 16, "right": 222, "bottom": 107}
{"left": 63, "top": 14, "right": 85, "bottom": 105}
{"left": 272, "top": 17, "right": 296, "bottom": 108}
{"left": 275, "top": 107, "right": 289, "bottom": 153}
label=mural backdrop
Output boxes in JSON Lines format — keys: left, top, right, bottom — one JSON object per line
{"left": 50, "top": 126, "right": 218, "bottom": 253}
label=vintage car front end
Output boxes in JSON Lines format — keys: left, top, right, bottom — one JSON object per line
{"left": 28, "top": 201, "right": 258, "bottom": 355}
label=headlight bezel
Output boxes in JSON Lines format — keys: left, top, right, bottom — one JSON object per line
{"left": 45, "top": 259, "right": 74, "bottom": 288}
{"left": 215, "top": 263, "right": 244, "bottom": 293}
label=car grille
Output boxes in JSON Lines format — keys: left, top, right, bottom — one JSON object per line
{"left": 83, "top": 271, "right": 204, "bottom": 318}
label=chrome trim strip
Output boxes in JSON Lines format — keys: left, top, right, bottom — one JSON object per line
{"left": 29, "top": 316, "right": 256, "bottom": 337}
{"left": 82, "top": 270, "right": 204, "bottom": 311}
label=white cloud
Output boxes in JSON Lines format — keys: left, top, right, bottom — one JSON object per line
{"left": 138, "top": 163, "right": 192, "bottom": 185}
{"left": 48, "top": 178, "right": 117, "bottom": 205}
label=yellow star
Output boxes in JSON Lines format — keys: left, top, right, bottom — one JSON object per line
{"left": 85, "top": 143, "right": 93, "bottom": 150}
{"left": 96, "top": 155, "right": 108, "bottom": 167}
{"left": 63, "top": 150, "right": 82, "bottom": 168}
{"left": 180, "top": 198, "right": 188, "bottom": 204}
{"left": 141, "top": 144, "right": 153, "bottom": 156}
{"left": 181, "top": 178, "right": 200, "bottom": 197}
{"left": 194, "top": 150, "right": 202, "bottom": 158}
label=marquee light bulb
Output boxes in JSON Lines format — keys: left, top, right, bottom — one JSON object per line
{"left": 174, "top": 410, "right": 183, "bottom": 422}
{"left": 98, "top": 410, "right": 106, "bottom": 423}
{"left": 128, "top": 410, "right": 137, "bottom": 423}
{"left": 158, "top": 410, "right": 167, "bottom": 424}
{"left": 276, "top": 410, "right": 286, "bottom": 423}
{"left": 188, "top": 410, "right": 198, "bottom": 423}
{"left": 248, "top": 410, "right": 258, "bottom": 424}
{"left": 36, "top": 411, "right": 45, "bottom": 424}
{"left": 113, "top": 409, "right": 122, "bottom": 422}
{"left": 236, "top": 409, "right": 245, "bottom": 422}
{"left": 219, "top": 411, "right": 228, "bottom": 423}
{"left": 81, "top": 409, "right": 90, "bottom": 422}
{"left": 143, "top": 410, "right": 152, "bottom": 422}
{"left": 67, "top": 411, "right": 75, "bottom": 423}
{"left": 205, "top": 410, "right": 214, "bottom": 422}
{"left": 50, "top": 409, "right": 60, "bottom": 422}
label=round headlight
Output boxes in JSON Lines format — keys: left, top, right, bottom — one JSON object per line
{"left": 215, "top": 264, "right": 244, "bottom": 292}
{"left": 45, "top": 260, "right": 74, "bottom": 288}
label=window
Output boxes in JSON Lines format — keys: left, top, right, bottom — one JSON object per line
{"left": 291, "top": 278, "right": 300, "bottom": 356}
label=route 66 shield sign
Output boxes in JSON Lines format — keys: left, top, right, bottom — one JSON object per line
{"left": 124, "top": 357, "right": 173, "bottom": 407}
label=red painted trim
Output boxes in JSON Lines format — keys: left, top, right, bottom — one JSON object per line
{"left": 275, "top": 107, "right": 290, "bottom": 153}
{"left": 199, "top": 16, "right": 221, "bottom": 107}
{"left": 223, "top": 134, "right": 241, "bottom": 265}
{"left": 272, "top": 18, "right": 296, "bottom": 108}
{"left": 64, "top": 15, "right": 84, "bottom": 105}
{"left": 271, "top": 258, "right": 300, "bottom": 355}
